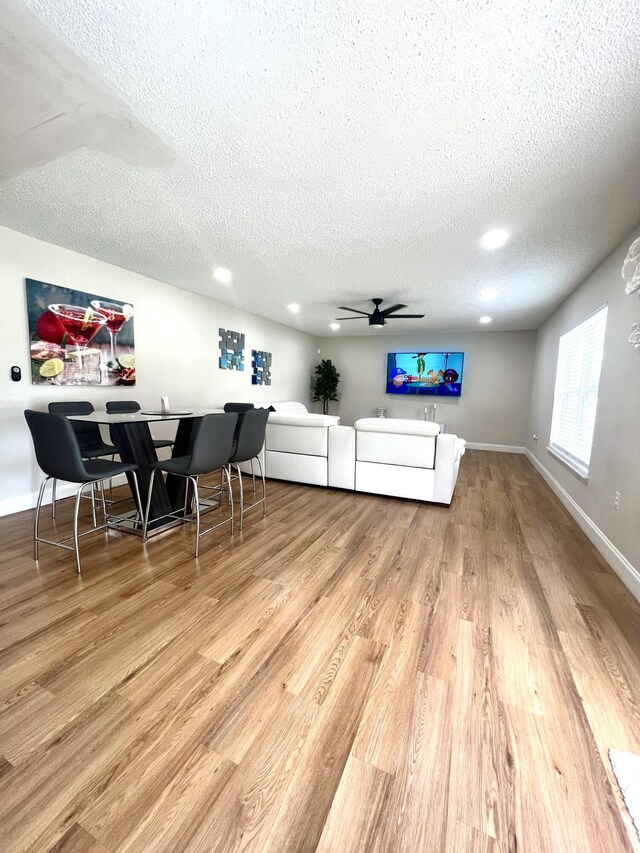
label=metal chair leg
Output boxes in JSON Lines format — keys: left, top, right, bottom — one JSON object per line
{"left": 73, "top": 483, "right": 85, "bottom": 575}
{"left": 187, "top": 470, "right": 198, "bottom": 515}
{"left": 109, "top": 453, "right": 115, "bottom": 502}
{"left": 225, "top": 465, "right": 234, "bottom": 535}
{"left": 34, "top": 477, "right": 49, "bottom": 561}
{"left": 130, "top": 471, "right": 143, "bottom": 526}
{"left": 235, "top": 463, "right": 244, "bottom": 531}
{"left": 191, "top": 476, "right": 201, "bottom": 557}
{"left": 51, "top": 478, "right": 57, "bottom": 519}
{"left": 257, "top": 454, "right": 267, "bottom": 516}
{"left": 90, "top": 483, "right": 97, "bottom": 528}
{"left": 142, "top": 468, "right": 157, "bottom": 542}
{"left": 250, "top": 458, "right": 256, "bottom": 493}
{"left": 99, "top": 481, "right": 107, "bottom": 519}
{"left": 219, "top": 467, "right": 226, "bottom": 503}
{"left": 181, "top": 477, "right": 191, "bottom": 519}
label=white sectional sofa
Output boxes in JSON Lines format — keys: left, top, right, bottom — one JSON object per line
{"left": 245, "top": 402, "right": 465, "bottom": 505}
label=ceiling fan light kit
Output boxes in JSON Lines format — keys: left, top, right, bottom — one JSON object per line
{"left": 336, "top": 298, "right": 425, "bottom": 328}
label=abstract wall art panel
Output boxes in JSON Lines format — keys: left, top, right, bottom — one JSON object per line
{"left": 218, "top": 328, "right": 245, "bottom": 371}
{"left": 26, "top": 278, "right": 135, "bottom": 386}
{"left": 251, "top": 349, "right": 272, "bottom": 385}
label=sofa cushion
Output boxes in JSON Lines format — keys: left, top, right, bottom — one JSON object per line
{"left": 265, "top": 450, "right": 328, "bottom": 486}
{"left": 356, "top": 431, "right": 436, "bottom": 469}
{"left": 267, "top": 422, "right": 335, "bottom": 457}
{"left": 354, "top": 418, "right": 440, "bottom": 437}
{"left": 356, "top": 460, "right": 436, "bottom": 501}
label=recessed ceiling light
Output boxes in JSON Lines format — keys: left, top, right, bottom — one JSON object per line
{"left": 212, "top": 266, "right": 232, "bottom": 284}
{"left": 479, "top": 229, "right": 509, "bottom": 251}
{"left": 329, "top": 323, "right": 340, "bottom": 331}
{"left": 479, "top": 315, "right": 492, "bottom": 324}
{"left": 480, "top": 287, "right": 498, "bottom": 300}
{"left": 287, "top": 303, "right": 301, "bottom": 314}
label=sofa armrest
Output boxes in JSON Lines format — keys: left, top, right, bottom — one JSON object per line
{"left": 328, "top": 426, "right": 355, "bottom": 490}
{"left": 433, "top": 434, "right": 466, "bottom": 504}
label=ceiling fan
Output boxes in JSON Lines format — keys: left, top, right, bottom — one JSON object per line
{"left": 336, "top": 298, "right": 425, "bottom": 328}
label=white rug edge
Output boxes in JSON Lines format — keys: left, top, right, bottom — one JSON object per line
{"left": 609, "top": 748, "right": 640, "bottom": 841}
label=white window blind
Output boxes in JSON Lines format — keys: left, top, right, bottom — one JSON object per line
{"left": 549, "top": 305, "right": 607, "bottom": 478}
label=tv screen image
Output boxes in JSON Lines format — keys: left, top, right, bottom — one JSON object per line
{"left": 386, "top": 351, "right": 464, "bottom": 396}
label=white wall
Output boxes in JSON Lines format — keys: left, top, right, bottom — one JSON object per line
{"left": 0, "top": 226, "right": 317, "bottom": 514}
{"left": 316, "top": 330, "right": 536, "bottom": 447}
{"left": 527, "top": 226, "right": 640, "bottom": 577}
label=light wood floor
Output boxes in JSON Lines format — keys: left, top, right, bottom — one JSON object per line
{"left": 0, "top": 452, "right": 639, "bottom": 852}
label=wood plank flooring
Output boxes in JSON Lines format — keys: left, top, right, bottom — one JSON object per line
{"left": 0, "top": 451, "right": 639, "bottom": 852}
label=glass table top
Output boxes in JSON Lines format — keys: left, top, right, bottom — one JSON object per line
{"left": 66, "top": 408, "right": 224, "bottom": 424}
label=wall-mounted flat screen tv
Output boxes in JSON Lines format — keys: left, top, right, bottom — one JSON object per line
{"left": 386, "top": 352, "right": 464, "bottom": 396}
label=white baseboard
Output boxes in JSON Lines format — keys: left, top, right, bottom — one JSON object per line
{"left": 0, "top": 474, "right": 129, "bottom": 518}
{"left": 465, "top": 443, "right": 526, "bottom": 454}
{"left": 525, "top": 449, "right": 640, "bottom": 602}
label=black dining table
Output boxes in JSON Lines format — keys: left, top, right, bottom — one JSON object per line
{"left": 67, "top": 409, "right": 224, "bottom": 535}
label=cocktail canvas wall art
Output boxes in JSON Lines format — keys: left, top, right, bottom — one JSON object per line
{"left": 26, "top": 278, "right": 136, "bottom": 386}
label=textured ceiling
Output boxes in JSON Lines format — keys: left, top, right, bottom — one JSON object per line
{"left": 1, "top": 0, "right": 640, "bottom": 336}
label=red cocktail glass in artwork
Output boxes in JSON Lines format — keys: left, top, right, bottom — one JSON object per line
{"left": 48, "top": 304, "right": 108, "bottom": 376}
{"left": 90, "top": 300, "right": 133, "bottom": 366}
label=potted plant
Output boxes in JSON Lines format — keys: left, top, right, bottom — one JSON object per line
{"left": 312, "top": 359, "right": 340, "bottom": 415}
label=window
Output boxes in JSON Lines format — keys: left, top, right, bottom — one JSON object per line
{"left": 549, "top": 305, "right": 608, "bottom": 479}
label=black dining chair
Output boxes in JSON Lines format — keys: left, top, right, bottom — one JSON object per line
{"left": 25, "top": 410, "right": 142, "bottom": 574}
{"left": 48, "top": 401, "right": 117, "bottom": 457}
{"left": 223, "top": 401, "right": 255, "bottom": 439}
{"left": 105, "top": 400, "right": 174, "bottom": 450}
{"left": 48, "top": 401, "right": 118, "bottom": 519}
{"left": 142, "top": 412, "right": 237, "bottom": 557}
{"left": 223, "top": 401, "right": 256, "bottom": 493}
{"left": 226, "top": 407, "right": 269, "bottom": 530}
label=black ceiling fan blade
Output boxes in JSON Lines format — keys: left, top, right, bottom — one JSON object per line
{"left": 335, "top": 316, "right": 367, "bottom": 320}
{"left": 338, "top": 306, "right": 371, "bottom": 316}
{"left": 386, "top": 314, "right": 425, "bottom": 319}
{"left": 380, "top": 303, "right": 407, "bottom": 316}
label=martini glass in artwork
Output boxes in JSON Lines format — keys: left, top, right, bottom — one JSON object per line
{"left": 90, "top": 300, "right": 133, "bottom": 368}
{"left": 48, "top": 304, "right": 108, "bottom": 379}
